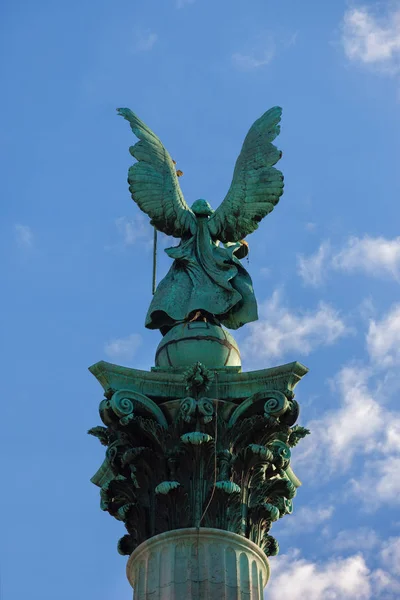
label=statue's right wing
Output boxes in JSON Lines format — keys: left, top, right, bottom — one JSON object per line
{"left": 118, "top": 108, "right": 196, "bottom": 237}
{"left": 208, "top": 107, "right": 284, "bottom": 243}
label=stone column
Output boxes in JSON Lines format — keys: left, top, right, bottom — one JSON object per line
{"left": 127, "top": 528, "right": 269, "bottom": 600}
{"left": 88, "top": 358, "right": 310, "bottom": 598}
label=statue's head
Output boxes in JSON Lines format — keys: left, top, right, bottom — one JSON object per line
{"left": 191, "top": 199, "right": 214, "bottom": 217}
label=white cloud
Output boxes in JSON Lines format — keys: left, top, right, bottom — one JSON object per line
{"left": 383, "top": 417, "right": 400, "bottom": 454}
{"left": 176, "top": 0, "right": 195, "bottom": 7}
{"left": 381, "top": 537, "right": 400, "bottom": 576}
{"left": 298, "top": 366, "right": 385, "bottom": 475}
{"left": 351, "top": 456, "right": 400, "bottom": 508}
{"left": 268, "top": 551, "right": 372, "bottom": 599}
{"left": 299, "top": 236, "right": 400, "bottom": 286}
{"left": 342, "top": 6, "right": 400, "bottom": 74}
{"left": 286, "top": 31, "right": 299, "bottom": 48}
{"left": 104, "top": 333, "right": 142, "bottom": 362}
{"left": 232, "top": 48, "right": 275, "bottom": 70}
{"left": 232, "top": 30, "right": 297, "bottom": 71}
{"left": 267, "top": 545, "right": 400, "bottom": 600}
{"left": 14, "top": 224, "right": 33, "bottom": 248}
{"left": 333, "top": 528, "right": 381, "bottom": 553}
{"left": 305, "top": 222, "right": 317, "bottom": 232}
{"left": 134, "top": 30, "right": 158, "bottom": 52}
{"left": 259, "top": 266, "right": 271, "bottom": 278}
{"left": 333, "top": 236, "right": 400, "bottom": 280}
{"left": 115, "top": 214, "right": 153, "bottom": 248}
{"left": 278, "top": 505, "right": 334, "bottom": 535}
{"left": 367, "top": 304, "right": 400, "bottom": 367}
{"left": 358, "top": 297, "right": 376, "bottom": 322}
{"left": 326, "top": 366, "right": 385, "bottom": 458}
{"left": 295, "top": 303, "right": 400, "bottom": 505}
{"left": 242, "top": 289, "right": 349, "bottom": 361}
{"left": 297, "top": 242, "right": 331, "bottom": 287}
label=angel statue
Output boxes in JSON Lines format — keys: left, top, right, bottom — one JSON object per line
{"left": 118, "top": 107, "right": 284, "bottom": 336}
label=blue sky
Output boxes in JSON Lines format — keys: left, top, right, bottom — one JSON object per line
{"left": 1, "top": 0, "right": 400, "bottom": 598}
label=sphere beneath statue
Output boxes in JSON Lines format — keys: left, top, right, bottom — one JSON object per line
{"left": 155, "top": 321, "right": 241, "bottom": 369}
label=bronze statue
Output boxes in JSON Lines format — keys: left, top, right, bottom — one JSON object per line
{"left": 118, "top": 107, "right": 284, "bottom": 334}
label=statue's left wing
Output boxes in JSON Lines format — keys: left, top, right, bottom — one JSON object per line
{"left": 118, "top": 108, "right": 196, "bottom": 237}
{"left": 208, "top": 107, "right": 284, "bottom": 243}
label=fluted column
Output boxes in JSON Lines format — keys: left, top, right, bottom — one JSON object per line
{"left": 127, "top": 528, "right": 269, "bottom": 600}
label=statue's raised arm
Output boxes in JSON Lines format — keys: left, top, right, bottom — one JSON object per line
{"left": 117, "top": 108, "right": 196, "bottom": 237}
{"left": 208, "top": 106, "right": 284, "bottom": 243}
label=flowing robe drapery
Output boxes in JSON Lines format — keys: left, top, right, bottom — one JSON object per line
{"left": 145, "top": 216, "right": 258, "bottom": 332}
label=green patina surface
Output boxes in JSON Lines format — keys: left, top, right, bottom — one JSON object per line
{"left": 155, "top": 321, "right": 241, "bottom": 369}
{"left": 89, "top": 360, "right": 309, "bottom": 556}
{"left": 117, "top": 107, "right": 284, "bottom": 335}
{"left": 88, "top": 107, "right": 311, "bottom": 560}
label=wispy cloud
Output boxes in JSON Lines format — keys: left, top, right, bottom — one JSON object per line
{"left": 341, "top": 6, "right": 400, "bottom": 74}
{"left": 351, "top": 455, "right": 400, "bottom": 508}
{"left": 299, "top": 365, "right": 385, "bottom": 473}
{"left": 113, "top": 214, "right": 153, "bottom": 249}
{"left": 232, "top": 30, "right": 297, "bottom": 71}
{"left": 176, "top": 0, "right": 195, "bottom": 8}
{"left": 104, "top": 333, "right": 142, "bottom": 362}
{"left": 333, "top": 236, "right": 400, "bottom": 279}
{"left": 296, "top": 302, "right": 400, "bottom": 507}
{"left": 298, "top": 236, "right": 400, "bottom": 286}
{"left": 333, "top": 528, "right": 381, "bottom": 553}
{"left": 268, "top": 545, "right": 400, "bottom": 599}
{"left": 232, "top": 48, "right": 275, "bottom": 70}
{"left": 112, "top": 214, "right": 175, "bottom": 254}
{"left": 298, "top": 241, "right": 331, "bottom": 287}
{"left": 381, "top": 537, "right": 400, "bottom": 576}
{"left": 305, "top": 222, "right": 317, "bottom": 232}
{"left": 278, "top": 505, "right": 335, "bottom": 536}
{"left": 14, "top": 224, "right": 33, "bottom": 249}
{"left": 134, "top": 30, "right": 158, "bottom": 52}
{"left": 268, "top": 550, "right": 373, "bottom": 599}
{"left": 242, "top": 289, "right": 350, "bottom": 362}
{"left": 286, "top": 31, "right": 299, "bottom": 48}
{"left": 367, "top": 304, "right": 400, "bottom": 368}
{"left": 259, "top": 267, "right": 271, "bottom": 279}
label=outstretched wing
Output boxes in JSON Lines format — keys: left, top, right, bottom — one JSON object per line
{"left": 117, "top": 108, "right": 196, "bottom": 237}
{"left": 208, "top": 107, "right": 284, "bottom": 243}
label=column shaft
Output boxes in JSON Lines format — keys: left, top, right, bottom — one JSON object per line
{"left": 126, "top": 528, "right": 269, "bottom": 600}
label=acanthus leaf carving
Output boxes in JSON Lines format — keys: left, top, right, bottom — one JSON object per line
{"left": 288, "top": 425, "right": 311, "bottom": 447}
{"left": 89, "top": 368, "right": 310, "bottom": 557}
